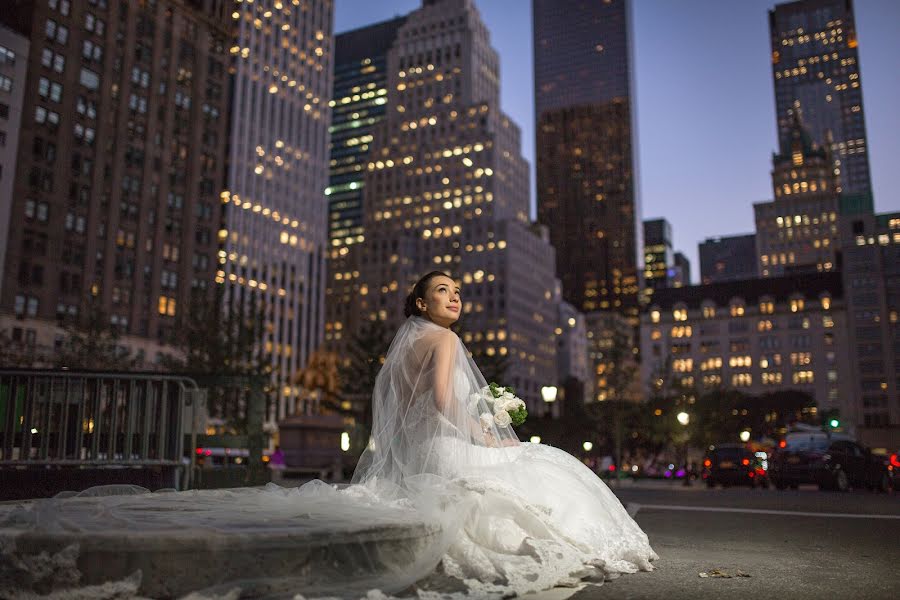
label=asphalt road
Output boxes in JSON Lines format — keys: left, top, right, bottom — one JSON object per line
{"left": 566, "top": 480, "right": 900, "bottom": 600}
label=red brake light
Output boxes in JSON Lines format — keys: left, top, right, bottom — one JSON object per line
{"left": 890, "top": 454, "right": 900, "bottom": 468}
{"left": 703, "top": 459, "right": 712, "bottom": 468}
{"left": 742, "top": 458, "right": 750, "bottom": 466}
{"left": 779, "top": 440, "right": 787, "bottom": 448}
{"left": 196, "top": 447, "right": 203, "bottom": 455}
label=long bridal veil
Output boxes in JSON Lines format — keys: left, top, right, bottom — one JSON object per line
{"left": 0, "top": 316, "right": 655, "bottom": 599}
{"left": 352, "top": 315, "right": 521, "bottom": 492}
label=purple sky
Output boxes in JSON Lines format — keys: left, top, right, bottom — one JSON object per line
{"left": 334, "top": 0, "right": 900, "bottom": 283}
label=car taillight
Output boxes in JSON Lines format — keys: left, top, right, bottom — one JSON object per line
{"left": 703, "top": 459, "right": 712, "bottom": 468}
{"left": 779, "top": 440, "right": 787, "bottom": 448}
{"left": 741, "top": 458, "right": 750, "bottom": 466}
{"left": 890, "top": 454, "right": 900, "bottom": 468}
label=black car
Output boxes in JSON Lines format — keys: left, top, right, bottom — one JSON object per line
{"left": 702, "top": 444, "right": 769, "bottom": 489}
{"left": 770, "top": 435, "right": 891, "bottom": 492}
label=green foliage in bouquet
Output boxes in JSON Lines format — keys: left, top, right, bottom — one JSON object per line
{"left": 488, "top": 382, "right": 527, "bottom": 427}
{"left": 508, "top": 405, "right": 528, "bottom": 427}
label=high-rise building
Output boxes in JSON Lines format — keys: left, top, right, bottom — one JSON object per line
{"left": 754, "top": 115, "right": 864, "bottom": 278}
{"left": 643, "top": 218, "right": 672, "bottom": 293}
{"left": 641, "top": 272, "right": 852, "bottom": 418}
{"left": 0, "top": 0, "right": 230, "bottom": 364}
{"left": 534, "top": 0, "right": 640, "bottom": 322}
{"left": 838, "top": 212, "right": 899, "bottom": 447}
{"left": 699, "top": 234, "right": 758, "bottom": 284}
{"left": 0, "top": 25, "right": 29, "bottom": 304}
{"left": 328, "top": 16, "right": 406, "bottom": 249}
{"left": 769, "top": 0, "right": 871, "bottom": 196}
{"left": 671, "top": 252, "right": 691, "bottom": 288}
{"left": 324, "top": 17, "right": 406, "bottom": 353}
{"left": 339, "top": 0, "right": 559, "bottom": 412}
{"left": 222, "top": 0, "right": 334, "bottom": 420}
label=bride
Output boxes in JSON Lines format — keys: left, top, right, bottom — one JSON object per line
{"left": 345, "top": 270, "right": 657, "bottom": 595}
{"left": 0, "top": 271, "right": 656, "bottom": 599}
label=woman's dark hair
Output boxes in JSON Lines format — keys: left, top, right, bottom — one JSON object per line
{"left": 404, "top": 271, "right": 451, "bottom": 318}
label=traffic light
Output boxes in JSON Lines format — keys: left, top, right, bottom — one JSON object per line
{"left": 821, "top": 408, "right": 841, "bottom": 430}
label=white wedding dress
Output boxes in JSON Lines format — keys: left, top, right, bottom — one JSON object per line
{"left": 0, "top": 317, "right": 656, "bottom": 599}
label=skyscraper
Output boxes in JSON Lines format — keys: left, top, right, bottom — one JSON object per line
{"left": 642, "top": 219, "right": 672, "bottom": 293}
{"left": 534, "top": 0, "right": 640, "bottom": 323}
{"left": 223, "top": 0, "right": 334, "bottom": 420}
{"left": 769, "top": 0, "right": 871, "bottom": 196}
{"left": 0, "top": 0, "right": 230, "bottom": 364}
{"left": 324, "top": 16, "right": 405, "bottom": 352}
{"left": 838, "top": 212, "right": 899, "bottom": 445}
{"left": 754, "top": 115, "right": 845, "bottom": 278}
{"left": 699, "top": 234, "right": 758, "bottom": 284}
{"left": 328, "top": 16, "right": 406, "bottom": 250}
{"left": 344, "top": 0, "right": 559, "bottom": 412}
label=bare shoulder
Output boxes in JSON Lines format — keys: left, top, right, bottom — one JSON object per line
{"left": 421, "top": 327, "right": 459, "bottom": 352}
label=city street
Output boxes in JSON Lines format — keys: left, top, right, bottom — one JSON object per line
{"left": 560, "top": 480, "right": 899, "bottom": 600}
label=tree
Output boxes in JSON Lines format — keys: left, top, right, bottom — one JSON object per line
{"left": 164, "top": 286, "right": 271, "bottom": 432}
{"left": 337, "top": 317, "right": 393, "bottom": 430}
{"left": 55, "top": 295, "right": 138, "bottom": 371}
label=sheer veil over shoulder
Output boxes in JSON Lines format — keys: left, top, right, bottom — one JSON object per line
{"left": 343, "top": 315, "right": 657, "bottom": 595}
{"left": 0, "top": 316, "right": 656, "bottom": 599}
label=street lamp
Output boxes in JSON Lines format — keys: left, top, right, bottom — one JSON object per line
{"left": 541, "top": 386, "right": 558, "bottom": 403}
{"left": 677, "top": 411, "right": 691, "bottom": 486}
{"left": 530, "top": 435, "right": 542, "bottom": 444}
{"left": 583, "top": 441, "right": 593, "bottom": 452}
{"left": 739, "top": 430, "right": 751, "bottom": 443}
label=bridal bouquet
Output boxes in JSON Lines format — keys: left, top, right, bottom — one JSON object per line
{"left": 470, "top": 382, "right": 528, "bottom": 429}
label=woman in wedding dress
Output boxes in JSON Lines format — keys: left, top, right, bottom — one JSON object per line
{"left": 0, "top": 271, "right": 656, "bottom": 599}
{"left": 344, "top": 270, "right": 658, "bottom": 596}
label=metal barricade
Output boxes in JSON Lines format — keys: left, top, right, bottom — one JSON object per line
{"left": 0, "top": 371, "right": 200, "bottom": 481}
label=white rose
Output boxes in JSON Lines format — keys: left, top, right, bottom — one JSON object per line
{"left": 496, "top": 396, "right": 524, "bottom": 412}
{"left": 501, "top": 390, "right": 515, "bottom": 401}
{"left": 479, "top": 412, "right": 494, "bottom": 432}
{"left": 480, "top": 385, "right": 493, "bottom": 397}
{"left": 493, "top": 410, "right": 512, "bottom": 428}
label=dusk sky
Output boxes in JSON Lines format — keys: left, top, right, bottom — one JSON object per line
{"left": 334, "top": 0, "right": 900, "bottom": 283}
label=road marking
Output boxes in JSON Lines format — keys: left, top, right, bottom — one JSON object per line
{"left": 627, "top": 503, "right": 900, "bottom": 520}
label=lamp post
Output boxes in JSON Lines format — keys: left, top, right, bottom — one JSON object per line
{"left": 677, "top": 411, "right": 691, "bottom": 486}
{"left": 541, "top": 386, "right": 558, "bottom": 403}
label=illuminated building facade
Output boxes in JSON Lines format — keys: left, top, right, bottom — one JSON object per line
{"left": 533, "top": 0, "right": 641, "bottom": 323}
{"left": 643, "top": 219, "right": 672, "bottom": 293}
{"left": 328, "top": 17, "right": 406, "bottom": 249}
{"left": 838, "top": 212, "right": 900, "bottom": 446}
{"left": 641, "top": 272, "right": 853, "bottom": 419}
{"left": 699, "top": 234, "right": 757, "bottom": 284}
{"left": 0, "top": 0, "right": 230, "bottom": 364}
{"left": 754, "top": 115, "right": 854, "bottom": 277}
{"left": 324, "top": 17, "right": 405, "bottom": 354}
{"left": 769, "top": 0, "right": 871, "bottom": 196}
{"left": 587, "top": 310, "right": 641, "bottom": 404}
{"left": 334, "top": 0, "right": 558, "bottom": 412}
{"left": 223, "top": 0, "right": 333, "bottom": 420}
{"left": 556, "top": 298, "right": 591, "bottom": 410}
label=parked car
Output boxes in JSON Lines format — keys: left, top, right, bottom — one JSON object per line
{"left": 769, "top": 435, "right": 891, "bottom": 492}
{"left": 702, "top": 444, "right": 769, "bottom": 489}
